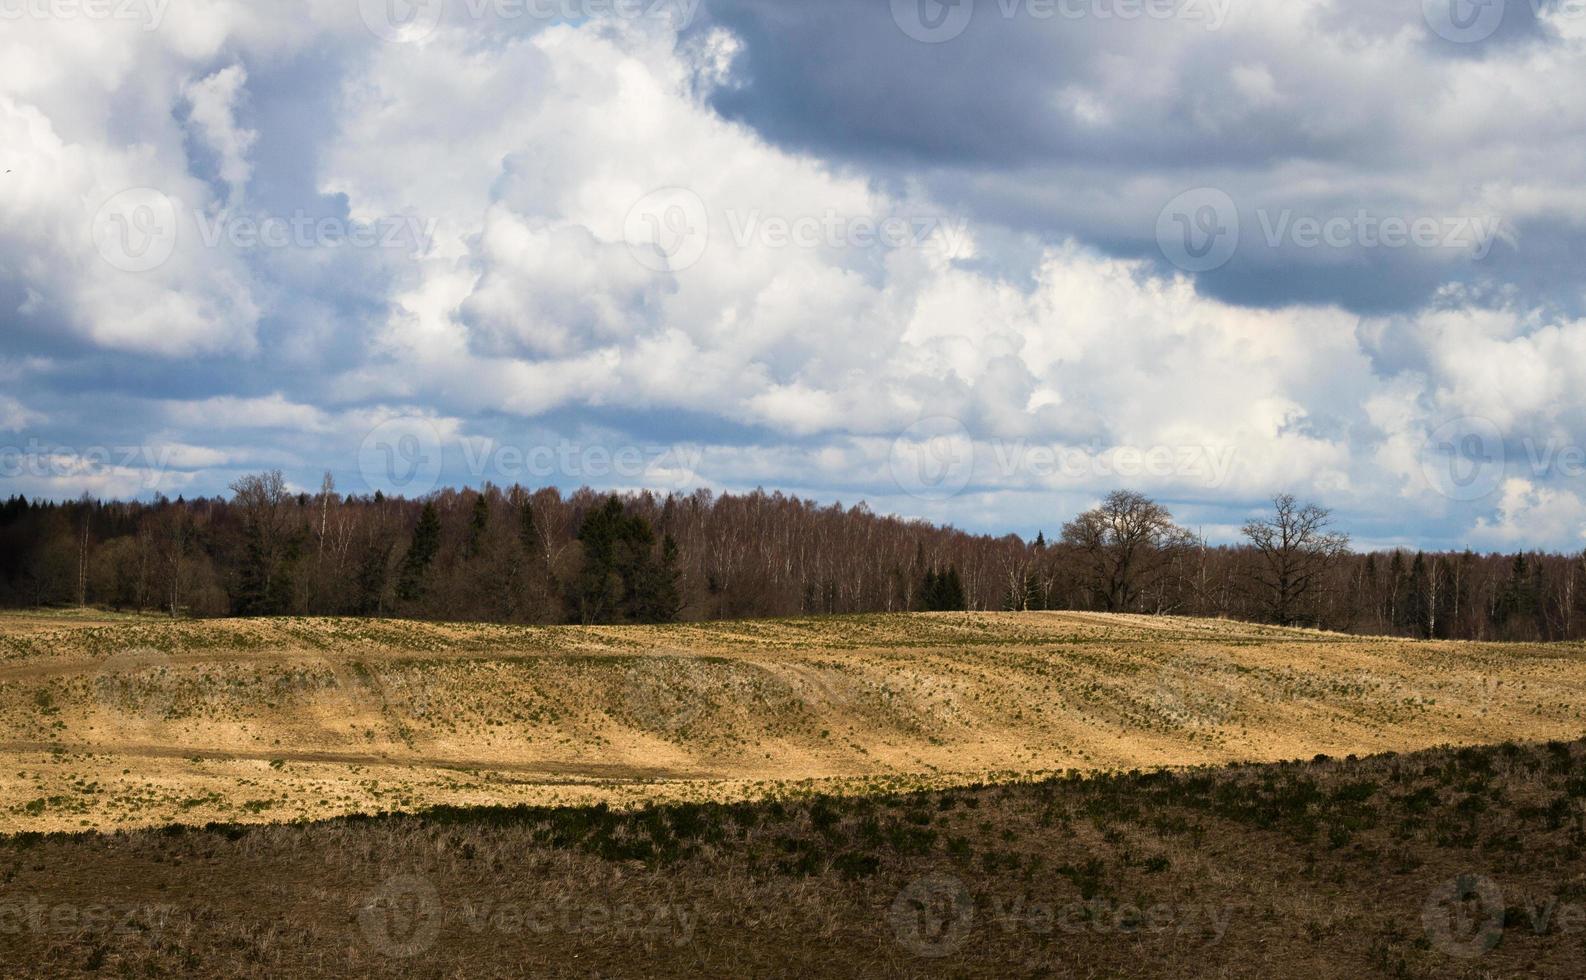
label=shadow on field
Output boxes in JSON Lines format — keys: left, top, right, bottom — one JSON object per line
{"left": 3, "top": 738, "right": 1585, "bottom": 977}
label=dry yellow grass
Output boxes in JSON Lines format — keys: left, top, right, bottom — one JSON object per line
{"left": 2, "top": 610, "right": 1584, "bottom": 833}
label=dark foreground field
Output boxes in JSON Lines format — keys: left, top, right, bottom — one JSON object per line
{"left": 3, "top": 739, "right": 1585, "bottom": 978}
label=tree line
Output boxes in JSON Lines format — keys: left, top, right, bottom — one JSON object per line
{"left": 2, "top": 476, "right": 1584, "bottom": 639}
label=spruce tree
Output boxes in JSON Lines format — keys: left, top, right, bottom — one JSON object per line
{"left": 567, "top": 497, "right": 680, "bottom": 624}
{"left": 631, "top": 533, "right": 682, "bottom": 623}
{"left": 397, "top": 503, "right": 442, "bottom": 603}
{"left": 518, "top": 498, "right": 540, "bottom": 553}
{"left": 943, "top": 566, "right": 966, "bottom": 610}
{"left": 1401, "top": 552, "right": 1429, "bottom": 637}
{"left": 466, "top": 494, "right": 490, "bottom": 558}
{"left": 921, "top": 565, "right": 966, "bottom": 611}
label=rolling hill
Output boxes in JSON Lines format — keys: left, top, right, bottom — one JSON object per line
{"left": 2, "top": 611, "right": 1584, "bottom": 833}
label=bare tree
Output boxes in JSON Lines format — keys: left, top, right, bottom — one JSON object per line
{"left": 1061, "top": 490, "right": 1196, "bottom": 612}
{"left": 229, "top": 470, "right": 298, "bottom": 615}
{"left": 157, "top": 505, "right": 189, "bottom": 618}
{"left": 76, "top": 492, "right": 92, "bottom": 607}
{"left": 1241, "top": 493, "right": 1351, "bottom": 626}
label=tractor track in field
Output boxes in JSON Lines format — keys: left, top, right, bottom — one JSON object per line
{"left": 0, "top": 739, "right": 714, "bottom": 781}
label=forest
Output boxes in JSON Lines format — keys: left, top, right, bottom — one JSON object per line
{"left": 2, "top": 475, "right": 1583, "bottom": 641}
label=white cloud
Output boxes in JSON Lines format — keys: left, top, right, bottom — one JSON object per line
{"left": 182, "top": 64, "right": 257, "bottom": 202}
{"left": 1, "top": 7, "right": 1585, "bottom": 549}
{"left": 162, "top": 394, "right": 329, "bottom": 432}
{"left": 0, "top": 396, "right": 43, "bottom": 433}
{"left": 1471, "top": 479, "right": 1586, "bottom": 550}
{"left": 0, "top": 88, "right": 260, "bottom": 356}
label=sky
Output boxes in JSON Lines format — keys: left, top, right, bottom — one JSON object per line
{"left": 1, "top": 0, "right": 1584, "bottom": 552}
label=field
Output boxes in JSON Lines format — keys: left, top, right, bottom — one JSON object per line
{"left": 3, "top": 738, "right": 1585, "bottom": 977}
{"left": 2, "top": 610, "right": 1585, "bottom": 977}
{"left": 2, "top": 611, "right": 1586, "bottom": 834}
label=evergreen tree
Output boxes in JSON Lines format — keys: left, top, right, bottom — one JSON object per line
{"left": 1023, "top": 571, "right": 1042, "bottom": 611}
{"left": 466, "top": 493, "right": 490, "bottom": 558}
{"left": 568, "top": 497, "right": 628, "bottom": 623}
{"left": 1360, "top": 552, "right": 1378, "bottom": 625}
{"left": 355, "top": 540, "right": 392, "bottom": 615}
{"left": 942, "top": 566, "right": 966, "bottom": 610}
{"left": 236, "top": 529, "right": 294, "bottom": 616}
{"left": 1495, "top": 553, "right": 1538, "bottom": 636}
{"left": 567, "top": 497, "right": 680, "bottom": 624}
{"left": 631, "top": 533, "right": 682, "bottom": 623}
{"left": 519, "top": 498, "right": 540, "bottom": 553}
{"left": 921, "top": 565, "right": 966, "bottom": 611}
{"left": 1387, "top": 551, "right": 1405, "bottom": 628}
{"left": 1399, "top": 552, "right": 1429, "bottom": 637}
{"left": 397, "top": 503, "right": 442, "bottom": 603}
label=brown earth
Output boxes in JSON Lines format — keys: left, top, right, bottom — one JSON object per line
{"left": 1, "top": 737, "right": 1583, "bottom": 978}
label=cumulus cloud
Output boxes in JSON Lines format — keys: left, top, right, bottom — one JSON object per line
{"left": 1471, "top": 479, "right": 1586, "bottom": 550}
{"left": 0, "top": 4, "right": 1582, "bottom": 551}
{"left": 161, "top": 394, "right": 331, "bottom": 432}
{"left": 0, "top": 47, "right": 261, "bottom": 356}
{"left": 182, "top": 65, "right": 257, "bottom": 202}
{"left": 0, "top": 395, "right": 43, "bottom": 433}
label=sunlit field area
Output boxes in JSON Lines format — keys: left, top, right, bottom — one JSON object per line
{"left": 3, "top": 610, "right": 1584, "bottom": 835}
{"left": 4, "top": 611, "right": 1585, "bottom": 975}
{"left": 0, "top": 605, "right": 1581, "bottom": 972}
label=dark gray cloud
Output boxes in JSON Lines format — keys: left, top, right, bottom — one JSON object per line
{"left": 696, "top": 0, "right": 1584, "bottom": 314}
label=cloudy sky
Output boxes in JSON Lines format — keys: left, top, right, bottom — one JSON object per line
{"left": 2, "top": 0, "right": 1584, "bottom": 550}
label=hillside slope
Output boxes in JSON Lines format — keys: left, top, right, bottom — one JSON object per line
{"left": 1, "top": 611, "right": 1584, "bottom": 831}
